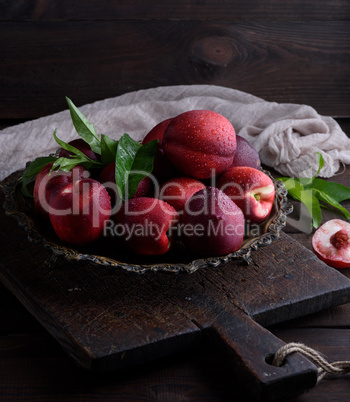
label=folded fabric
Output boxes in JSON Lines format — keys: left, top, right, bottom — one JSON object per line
{"left": 1, "top": 84, "right": 349, "bottom": 181}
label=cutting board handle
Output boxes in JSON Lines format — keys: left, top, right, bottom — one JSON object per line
{"left": 210, "top": 309, "right": 318, "bottom": 400}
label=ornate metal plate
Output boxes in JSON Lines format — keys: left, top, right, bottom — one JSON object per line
{"left": 2, "top": 169, "right": 292, "bottom": 274}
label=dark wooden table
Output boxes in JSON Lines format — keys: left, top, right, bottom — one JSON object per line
{"left": 1, "top": 1, "right": 350, "bottom": 401}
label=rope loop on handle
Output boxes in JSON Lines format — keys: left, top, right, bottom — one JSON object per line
{"left": 272, "top": 342, "right": 350, "bottom": 383}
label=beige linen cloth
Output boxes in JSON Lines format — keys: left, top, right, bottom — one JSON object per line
{"left": 1, "top": 84, "right": 350, "bottom": 181}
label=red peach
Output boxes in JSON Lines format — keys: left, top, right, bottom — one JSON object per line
{"left": 142, "top": 118, "right": 173, "bottom": 146}
{"left": 159, "top": 177, "right": 206, "bottom": 212}
{"left": 181, "top": 187, "right": 245, "bottom": 256}
{"left": 33, "top": 162, "right": 87, "bottom": 217}
{"left": 218, "top": 167, "right": 275, "bottom": 224}
{"left": 113, "top": 197, "right": 179, "bottom": 256}
{"left": 162, "top": 110, "right": 236, "bottom": 179}
{"left": 49, "top": 178, "right": 111, "bottom": 246}
{"left": 312, "top": 219, "right": 350, "bottom": 268}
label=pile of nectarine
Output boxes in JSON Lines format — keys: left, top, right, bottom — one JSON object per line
{"left": 32, "top": 108, "right": 278, "bottom": 259}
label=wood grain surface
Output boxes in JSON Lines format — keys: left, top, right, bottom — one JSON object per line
{"left": 1, "top": 20, "right": 349, "bottom": 118}
{"left": 2, "top": 0, "right": 350, "bottom": 21}
{"left": 1, "top": 1, "right": 350, "bottom": 401}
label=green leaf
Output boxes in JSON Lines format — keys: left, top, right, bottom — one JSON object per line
{"left": 51, "top": 156, "right": 86, "bottom": 172}
{"left": 294, "top": 152, "right": 325, "bottom": 187}
{"left": 314, "top": 152, "right": 325, "bottom": 179}
{"left": 65, "top": 97, "right": 101, "bottom": 154}
{"left": 114, "top": 134, "right": 158, "bottom": 201}
{"left": 277, "top": 152, "right": 350, "bottom": 228}
{"left": 21, "top": 156, "right": 57, "bottom": 197}
{"left": 101, "top": 134, "right": 119, "bottom": 165}
{"left": 53, "top": 130, "right": 102, "bottom": 171}
{"left": 21, "top": 177, "right": 35, "bottom": 198}
{"left": 305, "top": 178, "right": 350, "bottom": 203}
{"left": 115, "top": 133, "right": 142, "bottom": 201}
{"left": 277, "top": 177, "right": 304, "bottom": 192}
{"left": 22, "top": 156, "right": 58, "bottom": 179}
{"left": 53, "top": 129, "right": 88, "bottom": 158}
{"left": 298, "top": 189, "right": 322, "bottom": 229}
{"left": 127, "top": 140, "right": 158, "bottom": 199}
{"left": 312, "top": 188, "right": 350, "bottom": 220}
{"left": 278, "top": 177, "right": 322, "bottom": 228}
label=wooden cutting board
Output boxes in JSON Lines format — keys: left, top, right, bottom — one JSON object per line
{"left": 1, "top": 178, "right": 350, "bottom": 400}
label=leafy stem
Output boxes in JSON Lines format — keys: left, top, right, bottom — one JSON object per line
{"left": 278, "top": 153, "right": 350, "bottom": 228}
{"left": 21, "top": 98, "right": 158, "bottom": 199}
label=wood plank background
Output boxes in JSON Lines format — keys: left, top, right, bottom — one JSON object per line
{"left": 1, "top": 1, "right": 349, "bottom": 120}
{"left": 0, "top": 1, "right": 350, "bottom": 401}
{"left": 2, "top": 1, "right": 350, "bottom": 20}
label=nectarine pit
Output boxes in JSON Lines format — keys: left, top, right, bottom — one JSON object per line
{"left": 330, "top": 229, "right": 350, "bottom": 250}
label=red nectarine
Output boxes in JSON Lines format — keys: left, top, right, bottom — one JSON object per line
{"left": 159, "top": 177, "right": 206, "bottom": 212}
{"left": 33, "top": 162, "right": 87, "bottom": 217}
{"left": 181, "top": 187, "right": 245, "bottom": 256}
{"left": 142, "top": 118, "right": 178, "bottom": 183}
{"left": 162, "top": 110, "right": 236, "bottom": 179}
{"left": 218, "top": 167, "right": 275, "bottom": 224}
{"left": 49, "top": 178, "right": 111, "bottom": 246}
{"left": 113, "top": 197, "right": 179, "bottom": 256}
{"left": 231, "top": 135, "right": 261, "bottom": 169}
